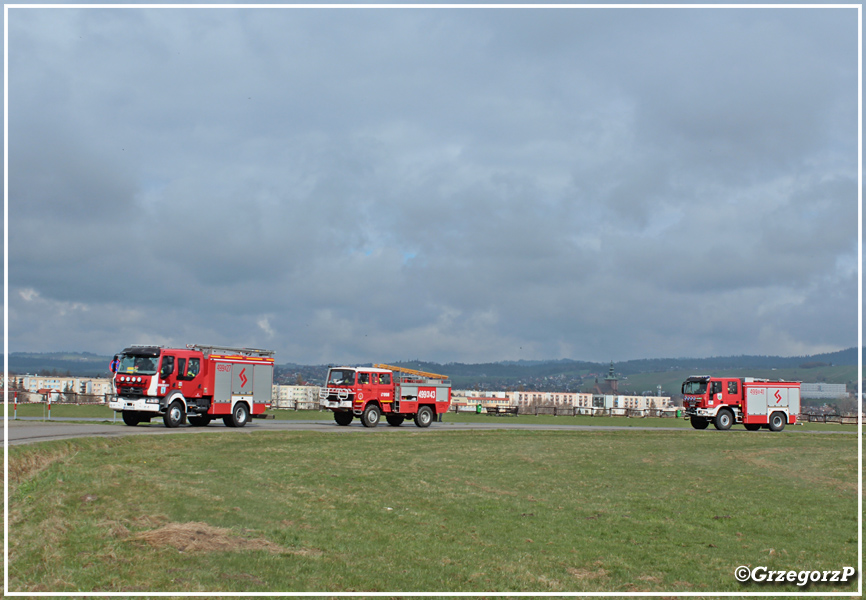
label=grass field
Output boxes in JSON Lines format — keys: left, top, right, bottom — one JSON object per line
{"left": 5, "top": 402, "right": 859, "bottom": 432}
{"left": 6, "top": 427, "right": 859, "bottom": 594}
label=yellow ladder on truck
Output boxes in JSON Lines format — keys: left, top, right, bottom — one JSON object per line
{"left": 373, "top": 363, "right": 449, "bottom": 380}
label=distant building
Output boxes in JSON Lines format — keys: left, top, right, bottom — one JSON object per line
{"left": 511, "top": 391, "right": 593, "bottom": 408}
{"left": 272, "top": 385, "right": 321, "bottom": 409}
{"left": 17, "top": 375, "right": 113, "bottom": 401}
{"left": 800, "top": 382, "right": 848, "bottom": 400}
{"left": 592, "top": 362, "right": 619, "bottom": 395}
{"left": 590, "top": 394, "right": 673, "bottom": 411}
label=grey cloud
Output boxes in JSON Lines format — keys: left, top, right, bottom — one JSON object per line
{"left": 7, "top": 6, "right": 859, "bottom": 363}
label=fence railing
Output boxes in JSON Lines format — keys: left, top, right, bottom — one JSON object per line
{"left": 801, "top": 413, "right": 865, "bottom": 425}
{"left": 4, "top": 391, "right": 109, "bottom": 404}
{"left": 519, "top": 405, "right": 680, "bottom": 418}
{"left": 451, "top": 404, "right": 680, "bottom": 418}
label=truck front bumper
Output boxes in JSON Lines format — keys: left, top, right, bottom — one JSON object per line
{"left": 683, "top": 407, "right": 717, "bottom": 419}
{"left": 109, "top": 396, "right": 162, "bottom": 413}
{"left": 320, "top": 399, "right": 353, "bottom": 411}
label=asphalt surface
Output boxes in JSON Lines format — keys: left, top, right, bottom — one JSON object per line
{"left": 2, "top": 417, "right": 855, "bottom": 445}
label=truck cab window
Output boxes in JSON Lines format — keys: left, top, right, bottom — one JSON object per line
{"left": 728, "top": 381, "right": 738, "bottom": 394}
{"left": 682, "top": 380, "right": 707, "bottom": 394}
{"left": 358, "top": 373, "right": 370, "bottom": 385}
{"left": 159, "top": 356, "right": 175, "bottom": 379}
{"left": 379, "top": 373, "right": 391, "bottom": 385}
{"left": 177, "top": 358, "right": 187, "bottom": 380}
{"left": 711, "top": 381, "right": 722, "bottom": 395}
{"left": 179, "top": 358, "right": 200, "bottom": 380}
{"left": 328, "top": 370, "right": 355, "bottom": 386}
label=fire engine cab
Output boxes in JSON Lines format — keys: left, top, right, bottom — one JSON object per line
{"left": 682, "top": 375, "right": 800, "bottom": 432}
{"left": 319, "top": 363, "right": 451, "bottom": 427}
{"left": 109, "top": 344, "right": 274, "bottom": 428}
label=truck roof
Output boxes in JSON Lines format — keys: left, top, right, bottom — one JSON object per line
{"left": 331, "top": 366, "right": 392, "bottom": 373}
{"left": 120, "top": 346, "right": 161, "bottom": 357}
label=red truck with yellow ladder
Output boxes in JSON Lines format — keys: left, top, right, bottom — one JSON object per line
{"left": 319, "top": 363, "right": 452, "bottom": 427}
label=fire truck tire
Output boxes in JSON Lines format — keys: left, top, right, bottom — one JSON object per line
{"left": 334, "top": 411, "right": 353, "bottom": 426}
{"left": 744, "top": 423, "right": 762, "bottom": 431}
{"left": 121, "top": 411, "right": 140, "bottom": 426}
{"left": 164, "top": 401, "right": 186, "bottom": 428}
{"left": 689, "top": 416, "right": 710, "bottom": 430}
{"left": 188, "top": 415, "right": 212, "bottom": 427}
{"left": 414, "top": 406, "right": 434, "bottom": 428}
{"left": 385, "top": 414, "right": 404, "bottom": 427}
{"left": 768, "top": 412, "right": 786, "bottom": 432}
{"left": 713, "top": 409, "right": 733, "bottom": 431}
{"left": 361, "top": 403, "right": 381, "bottom": 427}
{"left": 224, "top": 403, "right": 250, "bottom": 428}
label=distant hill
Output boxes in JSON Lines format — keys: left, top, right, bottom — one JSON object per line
{"left": 6, "top": 352, "right": 113, "bottom": 377}
{"left": 377, "top": 349, "right": 861, "bottom": 393}
{"left": 6, "top": 348, "right": 861, "bottom": 392}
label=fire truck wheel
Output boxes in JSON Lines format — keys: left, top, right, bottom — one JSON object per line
{"left": 163, "top": 401, "right": 186, "bottom": 428}
{"left": 414, "top": 406, "right": 434, "bottom": 428}
{"left": 385, "top": 414, "right": 404, "bottom": 427}
{"left": 713, "top": 409, "right": 733, "bottom": 431}
{"left": 744, "top": 423, "right": 761, "bottom": 431}
{"left": 768, "top": 412, "right": 786, "bottom": 432}
{"left": 188, "top": 415, "right": 212, "bottom": 427}
{"left": 334, "top": 411, "right": 353, "bottom": 426}
{"left": 226, "top": 403, "right": 250, "bottom": 428}
{"left": 361, "top": 403, "right": 381, "bottom": 427}
{"left": 689, "top": 416, "right": 709, "bottom": 430}
{"left": 121, "top": 411, "right": 140, "bottom": 427}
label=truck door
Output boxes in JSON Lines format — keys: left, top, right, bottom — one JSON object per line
{"left": 357, "top": 371, "right": 373, "bottom": 404}
{"left": 178, "top": 356, "right": 203, "bottom": 399}
{"left": 159, "top": 354, "right": 176, "bottom": 388}
{"left": 374, "top": 372, "right": 393, "bottom": 409}
{"left": 725, "top": 379, "right": 740, "bottom": 407}
{"left": 709, "top": 380, "right": 723, "bottom": 407}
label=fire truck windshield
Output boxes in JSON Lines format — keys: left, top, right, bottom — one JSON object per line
{"left": 682, "top": 380, "right": 708, "bottom": 395}
{"left": 117, "top": 354, "right": 158, "bottom": 375}
{"left": 328, "top": 369, "right": 356, "bottom": 386}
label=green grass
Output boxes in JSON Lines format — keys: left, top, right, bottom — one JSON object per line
{"left": 6, "top": 429, "right": 858, "bottom": 594}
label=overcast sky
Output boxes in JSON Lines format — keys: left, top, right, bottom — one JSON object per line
{"left": 6, "top": 5, "right": 860, "bottom": 365}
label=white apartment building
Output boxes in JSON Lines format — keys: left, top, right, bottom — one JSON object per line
{"left": 10, "top": 375, "right": 113, "bottom": 401}
{"left": 272, "top": 385, "right": 321, "bottom": 409}
{"left": 511, "top": 391, "right": 594, "bottom": 408}
{"left": 800, "top": 382, "right": 848, "bottom": 399}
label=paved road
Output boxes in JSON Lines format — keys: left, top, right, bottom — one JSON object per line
{"left": 2, "top": 417, "right": 854, "bottom": 445}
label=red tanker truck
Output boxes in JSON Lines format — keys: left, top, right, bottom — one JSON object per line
{"left": 682, "top": 375, "right": 800, "bottom": 431}
{"left": 109, "top": 344, "right": 274, "bottom": 428}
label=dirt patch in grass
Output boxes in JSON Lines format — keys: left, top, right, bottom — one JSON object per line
{"left": 131, "top": 522, "right": 321, "bottom": 556}
{"left": 567, "top": 566, "right": 609, "bottom": 580}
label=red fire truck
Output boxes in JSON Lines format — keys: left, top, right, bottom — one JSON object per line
{"left": 319, "top": 363, "right": 451, "bottom": 427}
{"left": 109, "top": 344, "right": 274, "bottom": 428}
{"left": 682, "top": 375, "right": 801, "bottom": 431}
